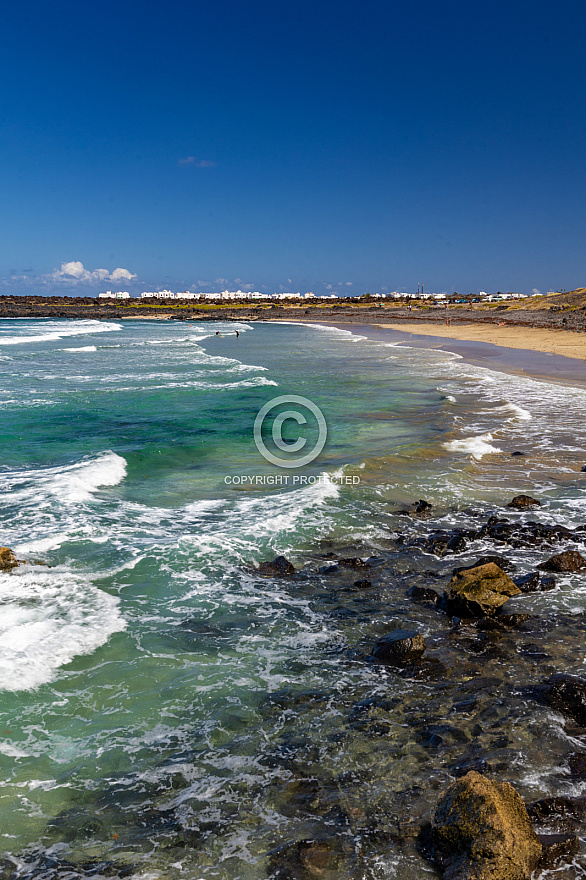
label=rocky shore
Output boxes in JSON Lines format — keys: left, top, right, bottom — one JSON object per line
{"left": 3, "top": 490, "right": 586, "bottom": 879}
{"left": 250, "top": 494, "right": 586, "bottom": 879}
{"left": 2, "top": 294, "right": 586, "bottom": 333}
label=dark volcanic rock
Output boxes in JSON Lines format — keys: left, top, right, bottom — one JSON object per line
{"left": 543, "top": 674, "right": 586, "bottom": 726}
{"left": 408, "top": 585, "right": 441, "bottom": 603}
{"left": 567, "top": 752, "right": 586, "bottom": 779}
{"left": 538, "top": 550, "right": 586, "bottom": 573}
{"left": 338, "top": 557, "right": 370, "bottom": 569}
{"left": 528, "top": 795, "right": 586, "bottom": 829}
{"left": 414, "top": 498, "right": 433, "bottom": 514}
{"left": 353, "top": 579, "right": 372, "bottom": 589}
{"left": 475, "top": 516, "right": 574, "bottom": 549}
{"left": 432, "top": 771, "right": 542, "bottom": 880}
{"left": 507, "top": 494, "right": 541, "bottom": 509}
{"left": 0, "top": 547, "right": 19, "bottom": 571}
{"left": 538, "top": 833, "right": 580, "bottom": 869}
{"left": 512, "top": 571, "right": 556, "bottom": 593}
{"left": 445, "top": 563, "right": 520, "bottom": 618}
{"left": 371, "top": 629, "right": 426, "bottom": 666}
{"left": 397, "top": 498, "right": 434, "bottom": 518}
{"left": 511, "top": 451, "right": 526, "bottom": 457}
{"left": 258, "top": 555, "right": 296, "bottom": 576}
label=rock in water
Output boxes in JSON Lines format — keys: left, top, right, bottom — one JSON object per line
{"left": 538, "top": 550, "right": 586, "bottom": 573}
{"left": 432, "top": 771, "right": 542, "bottom": 880}
{"left": 258, "top": 555, "right": 295, "bottom": 576}
{"left": 0, "top": 547, "right": 19, "bottom": 571}
{"left": 371, "top": 629, "right": 426, "bottom": 665}
{"left": 507, "top": 494, "right": 541, "bottom": 509}
{"left": 543, "top": 674, "right": 586, "bottom": 727}
{"left": 446, "top": 563, "right": 520, "bottom": 618}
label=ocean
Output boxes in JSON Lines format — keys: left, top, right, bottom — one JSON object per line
{"left": 1, "top": 317, "right": 586, "bottom": 878}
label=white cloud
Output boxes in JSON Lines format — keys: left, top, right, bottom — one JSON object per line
{"left": 109, "top": 267, "right": 136, "bottom": 281}
{"left": 532, "top": 288, "right": 541, "bottom": 295}
{"left": 50, "top": 261, "right": 137, "bottom": 285}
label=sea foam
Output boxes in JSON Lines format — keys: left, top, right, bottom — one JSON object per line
{"left": 0, "top": 568, "right": 125, "bottom": 691}
{"left": 444, "top": 432, "right": 502, "bottom": 458}
{"left": 0, "top": 320, "right": 122, "bottom": 345}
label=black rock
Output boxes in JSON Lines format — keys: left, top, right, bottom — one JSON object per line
{"left": 319, "top": 564, "right": 340, "bottom": 574}
{"left": 544, "top": 674, "right": 586, "bottom": 726}
{"left": 371, "top": 629, "right": 426, "bottom": 666}
{"left": 513, "top": 571, "right": 556, "bottom": 593}
{"left": 353, "top": 579, "right": 372, "bottom": 589}
{"left": 339, "top": 557, "right": 370, "bottom": 569}
{"left": 538, "top": 833, "right": 580, "bottom": 868}
{"left": 528, "top": 795, "right": 586, "bottom": 824}
{"left": 507, "top": 494, "right": 541, "bottom": 509}
{"left": 407, "top": 585, "right": 441, "bottom": 603}
{"left": 581, "top": 465, "right": 586, "bottom": 472}
{"left": 414, "top": 499, "right": 433, "bottom": 513}
{"left": 449, "top": 757, "right": 491, "bottom": 778}
{"left": 567, "top": 752, "right": 586, "bottom": 779}
{"left": 538, "top": 550, "right": 586, "bottom": 573}
{"left": 258, "top": 555, "right": 296, "bottom": 576}
{"left": 511, "top": 451, "right": 526, "bottom": 456}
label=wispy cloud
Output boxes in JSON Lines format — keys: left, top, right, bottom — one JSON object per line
{"left": 178, "top": 156, "right": 217, "bottom": 168}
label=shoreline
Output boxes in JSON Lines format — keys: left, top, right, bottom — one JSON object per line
{"left": 269, "top": 319, "right": 586, "bottom": 388}
{"left": 379, "top": 321, "right": 586, "bottom": 361}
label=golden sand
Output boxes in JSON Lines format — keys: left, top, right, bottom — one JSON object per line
{"left": 379, "top": 323, "right": 586, "bottom": 361}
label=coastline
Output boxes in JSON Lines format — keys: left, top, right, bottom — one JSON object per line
{"left": 269, "top": 319, "right": 586, "bottom": 388}
{"left": 378, "top": 321, "right": 586, "bottom": 361}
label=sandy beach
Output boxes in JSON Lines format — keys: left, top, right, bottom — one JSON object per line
{"left": 379, "top": 322, "right": 586, "bottom": 361}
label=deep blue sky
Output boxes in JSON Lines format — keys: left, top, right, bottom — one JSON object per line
{"left": 1, "top": 0, "right": 585, "bottom": 295}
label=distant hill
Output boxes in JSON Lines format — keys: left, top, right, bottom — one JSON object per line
{"left": 512, "top": 288, "right": 586, "bottom": 311}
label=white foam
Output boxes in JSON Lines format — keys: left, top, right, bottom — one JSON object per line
{"left": 444, "top": 432, "right": 502, "bottom": 458}
{"left": 0, "top": 568, "right": 125, "bottom": 691}
{"left": 0, "top": 320, "right": 122, "bottom": 345}
{"left": 0, "top": 451, "right": 127, "bottom": 505}
{"left": 501, "top": 402, "right": 531, "bottom": 420}
{"left": 62, "top": 346, "right": 97, "bottom": 352}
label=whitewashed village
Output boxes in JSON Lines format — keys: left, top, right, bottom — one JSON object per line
{"left": 98, "top": 289, "right": 534, "bottom": 303}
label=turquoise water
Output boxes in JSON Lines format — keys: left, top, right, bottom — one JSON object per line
{"left": 1, "top": 318, "right": 586, "bottom": 878}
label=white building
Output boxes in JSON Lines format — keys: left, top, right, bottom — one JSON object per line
{"left": 98, "top": 291, "right": 130, "bottom": 299}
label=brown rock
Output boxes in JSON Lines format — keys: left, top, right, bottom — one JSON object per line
{"left": 371, "top": 629, "right": 426, "bottom": 665}
{"left": 432, "top": 771, "right": 542, "bottom": 880}
{"left": 258, "top": 555, "right": 295, "bottom": 576}
{"left": 446, "top": 563, "right": 520, "bottom": 617}
{"left": 538, "top": 550, "right": 586, "bottom": 573}
{"left": 507, "top": 495, "right": 541, "bottom": 509}
{"left": 0, "top": 547, "right": 19, "bottom": 571}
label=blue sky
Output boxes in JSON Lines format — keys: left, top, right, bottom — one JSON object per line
{"left": 1, "top": 0, "right": 585, "bottom": 295}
